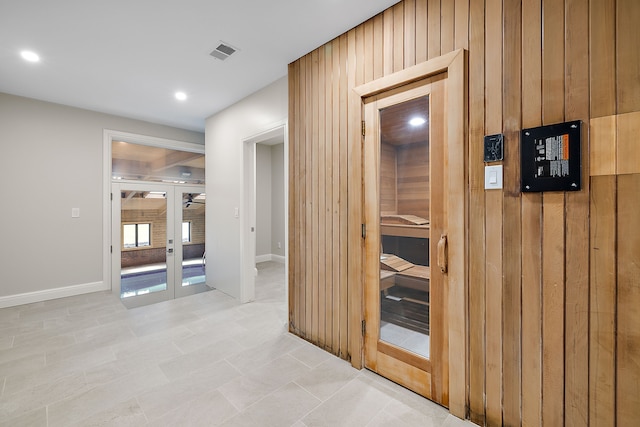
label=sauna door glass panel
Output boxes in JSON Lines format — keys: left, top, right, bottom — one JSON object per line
{"left": 378, "top": 96, "right": 430, "bottom": 359}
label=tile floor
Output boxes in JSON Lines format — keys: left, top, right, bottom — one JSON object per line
{"left": 0, "top": 261, "right": 474, "bottom": 427}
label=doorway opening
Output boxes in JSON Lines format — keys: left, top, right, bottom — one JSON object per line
{"left": 241, "top": 123, "right": 288, "bottom": 304}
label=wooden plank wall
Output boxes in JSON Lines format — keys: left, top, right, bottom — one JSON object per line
{"left": 287, "top": 0, "right": 640, "bottom": 425}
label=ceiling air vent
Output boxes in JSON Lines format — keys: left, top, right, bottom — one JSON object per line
{"left": 210, "top": 42, "right": 238, "bottom": 61}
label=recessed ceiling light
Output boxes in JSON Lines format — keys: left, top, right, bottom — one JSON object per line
{"left": 20, "top": 50, "right": 40, "bottom": 63}
{"left": 409, "top": 117, "right": 426, "bottom": 126}
{"left": 175, "top": 91, "right": 187, "bottom": 101}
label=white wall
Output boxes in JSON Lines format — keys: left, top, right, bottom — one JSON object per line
{"left": 256, "top": 142, "right": 285, "bottom": 261}
{"left": 256, "top": 144, "right": 272, "bottom": 257}
{"left": 205, "top": 77, "right": 287, "bottom": 299}
{"left": 0, "top": 92, "right": 204, "bottom": 305}
{"left": 271, "top": 143, "right": 285, "bottom": 258}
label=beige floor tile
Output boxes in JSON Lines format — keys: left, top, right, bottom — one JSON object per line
{"left": 146, "top": 389, "right": 237, "bottom": 427}
{"left": 289, "top": 341, "right": 333, "bottom": 368}
{"left": 0, "top": 370, "right": 90, "bottom": 423}
{"left": 294, "top": 356, "right": 359, "bottom": 401}
{"left": 47, "top": 365, "right": 168, "bottom": 426}
{"left": 219, "top": 354, "right": 311, "bottom": 411}
{"left": 138, "top": 360, "right": 241, "bottom": 420}
{"left": 0, "top": 406, "right": 47, "bottom": 427}
{"left": 221, "top": 382, "right": 320, "bottom": 427}
{"left": 158, "top": 337, "right": 244, "bottom": 381}
{"left": 302, "top": 377, "right": 392, "bottom": 427}
{"left": 70, "top": 398, "right": 148, "bottom": 427}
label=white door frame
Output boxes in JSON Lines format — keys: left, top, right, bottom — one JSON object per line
{"left": 103, "top": 129, "right": 205, "bottom": 295}
{"left": 241, "top": 121, "right": 288, "bottom": 304}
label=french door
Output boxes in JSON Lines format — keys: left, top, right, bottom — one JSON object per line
{"left": 111, "top": 182, "right": 207, "bottom": 308}
{"left": 363, "top": 76, "right": 449, "bottom": 406}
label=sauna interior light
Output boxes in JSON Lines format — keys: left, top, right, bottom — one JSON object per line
{"left": 409, "top": 117, "right": 426, "bottom": 126}
{"left": 21, "top": 50, "right": 40, "bottom": 62}
{"left": 175, "top": 91, "right": 187, "bottom": 101}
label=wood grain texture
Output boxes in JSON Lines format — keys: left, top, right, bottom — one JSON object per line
{"left": 589, "top": 0, "right": 616, "bottom": 119}
{"left": 501, "top": 1, "right": 522, "bottom": 425}
{"left": 339, "top": 33, "right": 349, "bottom": 358}
{"left": 616, "top": 0, "right": 640, "bottom": 113}
{"left": 467, "top": 0, "right": 486, "bottom": 422}
{"left": 564, "top": 1, "right": 590, "bottom": 424}
{"left": 589, "top": 115, "right": 616, "bottom": 176}
{"left": 616, "top": 174, "right": 640, "bottom": 426}
{"left": 616, "top": 111, "right": 640, "bottom": 175}
{"left": 404, "top": 0, "right": 416, "bottom": 68}
{"left": 484, "top": 0, "right": 503, "bottom": 424}
{"left": 589, "top": 175, "right": 616, "bottom": 427}
{"left": 542, "top": 0, "right": 566, "bottom": 425}
{"left": 521, "top": 1, "right": 543, "bottom": 426}
{"left": 428, "top": 0, "right": 441, "bottom": 59}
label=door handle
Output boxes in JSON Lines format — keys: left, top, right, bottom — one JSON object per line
{"left": 437, "top": 234, "right": 448, "bottom": 273}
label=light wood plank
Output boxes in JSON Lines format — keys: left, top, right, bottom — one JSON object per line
{"left": 427, "top": 0, "right": 441, "bottom": 59}
{"left": 589, "top": 0, "right": 616, "bottom": 119}
{"left": 616, "top": 174, "right": 640, "bottom": 426}
{"left": 542, "top": 1, "right": 566, "bottom": 423}
{"left": 467, "top": 0, "right": 486, "bottom": 422}
{"left": 441, "top": 0, "right": 454, "bottom": 54}
{"left": 311, "top": 48, "right": 320, "bottom": 344}
{"left": 564, "top": 1, "right": 590, "bottom": 424}
{"left": 288, "top": 61, "right": 299, "bottom": 334}
{"left": 300, "top": 55, "right": 308, "bottom": 338}
{"left": 589, "top": 175, "right": 617, "bottom": 427}
{"left": 332, "top": 37, "right": 342, "bottom": 355}
{"left": 454, "top": 0, "right": 469, "bottom": 50}
{"left": 521, "top": 1, "right": 543, "bottom": 425}
{"left": 305, "top": 53, "right": 314, "bottom": 342}
{"left": 589, "top": 115, "right": 617, "bottom": 176}
{"left": 324, "top": 43, "right": 334, "bottom": 351}
{"left": 373, "top": 14, "right": 384, "bottom": 80}
{"left": 339, "top": 33, "right": 349, "bottom": 358}
{"left": 393, "top": 2, "right": 404, "bottom": 72}
{"left": 318, "top": 45, "right": 327, "bottom": 348}
{"left": 347, "top": 27, "right": 364, "bottom": 368}
{"left": 416, "top": 0, "right": 428, "bottom": 63}
{"left": 616, "top": 0, "right": 640, "bottom": 113}
{"left": 383, "top": 8, "right": 394, "bottom": 76}
{"left": 484, "top": 0, "right": 503, "bottom": 423}
{"left": 364, "top": 20, "right": 374, "bottom": 84}
{"left": 502, "top": 2, "right": 522, "bottom": 424}
{"left": 404, "top": 0, "right": 416, "bottom": 68}
{"left": 617, "top": 111, "right": 640, "bottom": 175}
{"left": 542, "top": 193, "right": 566, "bottom": 427}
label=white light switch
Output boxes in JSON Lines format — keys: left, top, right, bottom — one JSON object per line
{"left": 484, "top": 165, "right": 503, "bottom": 190}
{"left": 71, "top": 208, "right": 80, "bottom": 218}
{"left": 234, "top": 207, "right": 239, "bottom": 218}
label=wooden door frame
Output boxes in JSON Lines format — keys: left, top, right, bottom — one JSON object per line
{"left": 350, "top": 48, "right": 467, "bottom": 417}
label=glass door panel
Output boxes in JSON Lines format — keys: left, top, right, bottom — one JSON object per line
{"left": 175, "top": 189, "right": 208, "bottom": 298}
{"left": 378, "top": 95, "right": 431, "bottom": 359}
{"left": 112, "top": 183, "right": 175, "bottom": 308}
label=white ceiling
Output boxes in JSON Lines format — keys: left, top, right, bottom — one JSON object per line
{"left": 0, "top": 0, "right": 399, "bottom": 133}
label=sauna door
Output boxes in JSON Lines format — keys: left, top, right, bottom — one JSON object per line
{"left": 363, "top": 76, "right": 448, "bottom": 406}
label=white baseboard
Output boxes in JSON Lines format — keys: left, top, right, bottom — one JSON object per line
{"left": 0, "top": 281, "right": 109, "bottom": 309}
{"left": 255, "top": 254, "right": 286, "bottom": 264}
{"left": 271, "top": 254, "right": 286, "bottom": 264}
